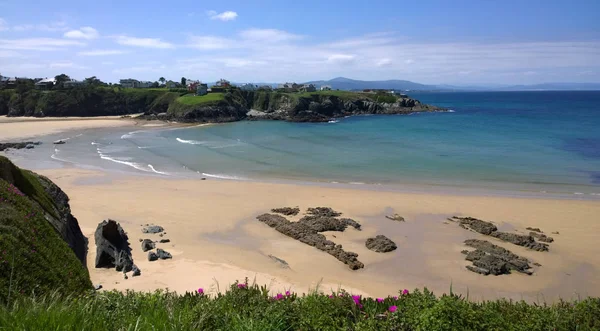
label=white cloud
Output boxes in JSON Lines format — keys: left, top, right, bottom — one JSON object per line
{"left": 101, "top": 61, "right": 114, "bottom": 65}
{"left": 0, "top": 38, "right": 85, "bottom": 51}
{"left": 115, "top": 36, "right": 174, "bottom": 49}
{"left": 13, "top": 21, "right": 68, "bottom": 32}
{"left": 239, "top": 29, "right": 301, "bottom": 42}
{"left": 64, "top": 27, "right": 99, "bottom": 40}
{"left": 208, "top": 10, "right": 238, "bottom": 21}
{"left": 49, "top": 61, "right": 89, "bottom": 69}
{"left": 77, "top": 49, "right": 128, "bottom": 56}
{"left": 113, "top": 65, "right": 166, "bottom": 74}
{"left": 327, "top": 54, "right": 355, "bottom": 64}
{"left": 376, "top": 58, "right": 392, "bottom": 67}
{"left": 404, "top": 59, "right": 414, "bottom": 64}
{"left": 0, "top": 18, "right": 7, "bottom": 31}
{"left": 0, "top": 50, "right": 19, "bottom": 57}
{"left": 187, "top": 35, "right": 234, "bottom": 50}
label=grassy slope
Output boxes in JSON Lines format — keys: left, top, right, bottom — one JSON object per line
{"left": 0, "top": 156, "right": 91, "bottom": 303}
{"left": 176, "top": 93, "right": 225, "bottom": 105}
{"left": 0, "top": 282, "right": 598, "bottom": 330}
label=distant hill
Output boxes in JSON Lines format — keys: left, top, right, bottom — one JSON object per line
{"left": 303, "top": 77, "right": 439, "bottom": 91}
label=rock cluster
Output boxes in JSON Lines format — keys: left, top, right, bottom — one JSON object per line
{"left": 142, "top": 225, "right": 164, "bottom": 234}
{"left": 530, "top": 232, "right": 554, "bottom": 243}
{"left": 365, "top": 235, "right": 397, "bottom": 253}
{"left": 257, "top": 208, "right": 364, "bottom": 270}
{"left": 94, "top": 220, "right": 140, "bottom": 276}
{"left": 271, "top": 207, "right": 300, "bottom": 216}
{"left": 0, "top": 141, "right": 41, "bottom": 151}
{"left": 142, "top": 224, "right": 173, "bottom": 262}
{"left": 449, "top": 216, "right": 550, "bottom": 251}
{"left": 463, "top": 239, "right": 533, "bottom": 276}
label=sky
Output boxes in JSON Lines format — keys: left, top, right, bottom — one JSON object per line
{"left": 1, "top": 0, "right": 599, "bottom": 85}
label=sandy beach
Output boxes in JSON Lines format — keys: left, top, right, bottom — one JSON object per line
{"left": 2, "top": 118, "right": 600, "bottom": 302}
{"left": 0, "top": 115, "right": 144, "bottom": 140}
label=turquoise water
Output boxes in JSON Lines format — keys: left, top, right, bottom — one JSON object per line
{"left": 19, "top": 91, "right": 600, "bottom": 196}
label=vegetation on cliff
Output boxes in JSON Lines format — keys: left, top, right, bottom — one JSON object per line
{"left": 1, "top": 281, "right": 599, "bottom": 330}
{"left": 0, "top": 156, "right": 92, "bottom": 304}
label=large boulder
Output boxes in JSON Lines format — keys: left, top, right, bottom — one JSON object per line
{"left": 365, "top": 235, "right": 397, "bottom": 253}
{"left": 141, "top": 239, "right": 155, "bottom": 252}
{"left": 449, "top": 216, "right": 497, "bottom": 235}
{"left": 94, "top": 220, "right": 134, "bottom": 273}
{"left": 463, "top": 239, "right": 533, "bottom": 275}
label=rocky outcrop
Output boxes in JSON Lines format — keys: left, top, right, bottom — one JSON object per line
{"left": 0, "top": 141, "right": 41, "bottom": 151}
{"left": 490, "top": 232, "right": 549, "bottom": 251}
{"left": 94, "top": 220, "right": 136, "bottom": 274}
{"left": 271, "top": 207, "right": 300, "bottom": 216}
{"left": 530, "top": 232, "right": 554, "bottom": 243}
{"left": 450, "top": 216, "right": 551, "bottom": 252}
{"left": 449, "top": 216, "right": 497, "bottom": 235}
{"left": 365, "top": 235, "right": 397, "bottom": 253}
{"left": 463, "top": 239, "right": 533, "bottom": 275}
{"left": 257, "top": 210, "right": 364, "bottom": 270}
{"left": 156, "top": 248, "right": 172, "bottom": 260}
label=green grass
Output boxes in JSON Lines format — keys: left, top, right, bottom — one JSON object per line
{"left": 0, "top": 157, "right": 92, "bottom": 304}
{"left": 0, "top": 282, "right": 598, "bottom": 330}
{"left": 176, "top": 93, "right": 225, "bottom": 106}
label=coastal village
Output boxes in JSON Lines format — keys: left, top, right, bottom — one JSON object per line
{"left": 0, "top": 73, "right": 404, "bottom": 97}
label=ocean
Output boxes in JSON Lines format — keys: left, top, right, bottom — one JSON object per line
{"left": 12, "top": 91, "right": 600, "bottom": 198}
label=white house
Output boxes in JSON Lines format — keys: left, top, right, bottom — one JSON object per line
{"left": 320, "top": 85, "right": 332, "bottom": 91}
{"left": 34, "top": 77, "right": 56, "bottom": 90}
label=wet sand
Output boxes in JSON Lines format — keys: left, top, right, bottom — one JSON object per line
{"left": 36, "top": 167, "right": 600, "bottom": 302}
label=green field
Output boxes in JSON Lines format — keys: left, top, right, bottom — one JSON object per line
{"left": 176, "top": 93, "right": 225, "bottom": 105}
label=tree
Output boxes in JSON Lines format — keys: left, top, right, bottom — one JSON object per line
{"left": 181, "top": 77, "right": 186, "bottom": 86}
{"left": 151, "top": 81, "right": 159, "bottom": 88}
{"left": 54, "top": 74, "right": 71, "bottom": 89}
{"left": 159, "top": 77, "right": 166, "bottom": 86}
{"left": 84, "top": 76, "right": 103, "bottom": 87}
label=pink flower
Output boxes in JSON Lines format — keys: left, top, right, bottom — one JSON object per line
{"left": 197, "top": 288, "right": 204, "bottom": 294}
{"left": 328, "top": 294, "right": 334, "bottom": 299}
{"left": 376, "top": 298, "right": 384, "bottom": 303}
{"left": 276, "top": 293, "right": 284, "bottom": 300}
{"left": 402, "top": 289, "right": 409, "bottom": 295}
{"left": 237, "top": 283, "right": 247, "bottom": 289}
{"left": 285, "top": 290, "right": 291, "bottom": 296}
{"left": 393, "top": 296, "right": 398, "bottom": 300}
{"left": 389, "top": 305, "right": 397, "bottom": 313}
{"left": 351, "top": 295, "right": 363, "bottom": 308}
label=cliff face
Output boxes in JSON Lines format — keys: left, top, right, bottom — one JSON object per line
{"left": 0, "top": 156, "right": 91, "bottom": 300}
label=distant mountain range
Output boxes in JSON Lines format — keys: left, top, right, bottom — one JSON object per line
{"left": 297, "top": 77, "right": 600, "bottom": 92}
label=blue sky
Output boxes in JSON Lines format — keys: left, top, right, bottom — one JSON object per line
{"left": 1, "top": 0, "right": 599, "bottom": 85}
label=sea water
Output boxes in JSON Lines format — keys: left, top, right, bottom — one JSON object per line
{"left": 13, "top": 91, "right": 600, "bottom": 197}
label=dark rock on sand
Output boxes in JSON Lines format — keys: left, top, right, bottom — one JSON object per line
{"left": 449, "top": 216, "right": 498, "bottom": 235}
{"left": 95, "top": 220, "right": 134, "bottom": 273}
{"left": 298, "top": 214, "right": 361, "bottom": 232}
{"left": 365, "top": 235, "right": 397, "bottom": 253}
{"left": 142, "top": 225, "right": 164, "bottom": 234}
{"left": 148, "top": 251, "right": 159, "bottom": 261}
{"left": 386, "top": 214, "right": 405, "bottom": 222}
{"left": 132, "top": 265, "right": 141, "bottom": 277}
{"left": 257, "top": 213, "right": 364, "bottom": 270}
{"left": 157, "top": 248, "right": 172, "bottom": 259}
{"left": 159, "top": 239, "right": 171, "bottom": 243}
{"left": 141, "top": 239, "right": 155, "bottom": 252}
{"left": 271, "top": 207, "right": 300, "bottom": 216}
{"left": 529, "top": 232, "right": 554, "bottom": 243}
{"left": 526, "top": 227, "right": 543, "bottom": 233}
{"left": 268, "top": 254, "right": 290, "bottom": 268}
{"left": 489, "top": 232, "right": 549, "bottom": 251}
{"left": 306, "top": 207, "right": 342, "bottom": 217}
{"left": 464, "top": 239, "right": 533, "bottom": 275}
{"left": 0, "top": 141, "right": 40, "bottom": 151}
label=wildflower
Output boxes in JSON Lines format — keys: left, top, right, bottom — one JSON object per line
{"left": 276, "top": 293, "right": 284, "bottom": 300}
{"left": 328, "top": 294, "right": 334, "bottom": 299}
{"left": 402, "top": 289, "right": 409, "bottom": 295}
{"left": 237, "top": 283, "right": 247, "bottom": 289}
{"left": 351, "top": 295, "right": 363, "bottom": 308}
{"left": 285, "top": 290, "right": 291, "bottom": 296}
{"left": 197, "top": 288, "right": 204, "bottom": 294}
{"left": 376, "top": 298, "right": 384, "bottom": 303}
{"left": 393, "top": 296, "right": 398, "bottom": 300}
{"left": 389, "top": 305, "right": 397, "bottom": 313}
